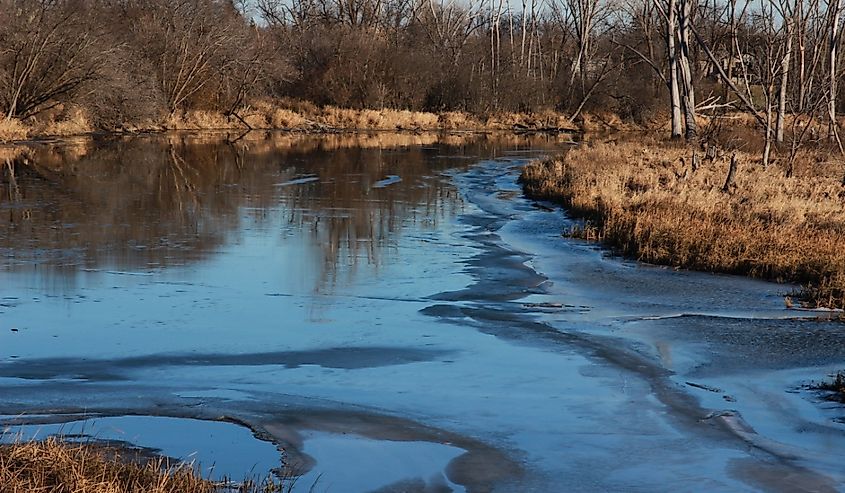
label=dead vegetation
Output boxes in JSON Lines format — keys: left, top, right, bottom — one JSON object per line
{"left": 0, "top": 101, "right": 579, "bottom": 141}
{"left": 0, "top": 438, "right": 214, "bottom": 493}
{"left": 0, "top": 437, "right": 287, "bottom": 493}
{"left": 169, "top": 104, "right": 579, "bottom": 132}
{"left": 0, "top": 119, "right": 28, "bottom": 142}
{"left": 812, "top": 372, "right": 845, "bottom": 403}
{"left": 520, "top": 136, "right": 845, "bottom": 308}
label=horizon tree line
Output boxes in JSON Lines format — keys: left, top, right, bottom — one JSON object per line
{"left": 2, "top": 0, "right": 845, "bottom": 154}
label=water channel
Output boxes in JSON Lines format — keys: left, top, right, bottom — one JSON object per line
{"left": 1, "top": 131, "right": 843, "bottom": 492}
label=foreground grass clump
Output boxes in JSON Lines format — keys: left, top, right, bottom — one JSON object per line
{"left": 0, "top": 438, "right": 215, "bottom": 492}
{"left": 0, "top": 438, "right": 286, "bottom": 493}
{"left": 520, "top": 137, "right": 845, "bottom": 308}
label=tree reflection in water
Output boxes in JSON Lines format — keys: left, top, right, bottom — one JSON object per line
{"left": 0, "top": 131, "right": 562, "bottom": 292}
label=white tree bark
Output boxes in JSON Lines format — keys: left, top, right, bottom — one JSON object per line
{"left": 776, "top": 14, "right": 793, "bottom": 143}
{"left": 677, "top": 0, "right": 696, "bottom": 140}
{"left": 667, "top": 0, "right": 683, "bottom": 138}
{"left": 829, "top": 0, "right": 843, "bottom": 141}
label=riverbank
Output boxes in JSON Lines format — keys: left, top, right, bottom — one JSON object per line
{"left": 0, "top": 438, "right": 284, "bottom": 492}
{"left": 519, "top": 136, "right": 845, "bottom": 309}
{"left": 0, "top": 100, "right": 584, "bottom": 143}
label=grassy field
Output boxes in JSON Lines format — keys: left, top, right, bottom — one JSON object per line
{"left": 520, "top": 135, "right": 845, "bottom": 309}
{"left": 0, "top": 438, "right": 285, "bottom": 493}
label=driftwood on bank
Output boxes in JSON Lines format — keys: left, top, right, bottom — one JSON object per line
{"left": 512, "top": 123, "right": 580, "bottom": 134}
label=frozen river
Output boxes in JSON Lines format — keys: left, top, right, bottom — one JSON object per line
{"left": 1, "top": 131, "right": 843, "bottom": 492}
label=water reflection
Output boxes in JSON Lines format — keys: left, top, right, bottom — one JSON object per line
{"left": 0, "top": 131, "right": 562, "bottom": 292}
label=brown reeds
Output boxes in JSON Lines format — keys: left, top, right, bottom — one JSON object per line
{"left": 5, "top": 98, "right": 581, "bottom": 138}
{"left": 0, "top": 438, "right": 216, "bottom": 492}
{"left": 520, "top": 136, "right": 845, "bottom": 308}
{"left": 0, "top": 438, "right": 287, "bottom": 493}
{"left": 0, "top": 118, "right": 29, "bottom": 142}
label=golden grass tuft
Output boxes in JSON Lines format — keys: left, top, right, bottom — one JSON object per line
{"left": 316, "top": 107, "right": 442, "bottom": 130}
{"left": 0, "top": 118, "right": 29, "bottom": 142}
{"left": 520, "top": 137, "right": 845, "bottom": 308}
{"left": 437, "top": 111, "right": 479, "bottom": 130}
{"left": 0, "top": 437, "right": 289, "bottom": 493}
{"left": 269, "top": 108, "right": 307, "bottom": 128}
{"left": 0, "top": 438, "right": 216, "bottom": 493}
{"left": 38, "top": 106, "right": 93, "bottom": 136}
{"left": 167, "top": 110, "right": 231, "bottom": 130}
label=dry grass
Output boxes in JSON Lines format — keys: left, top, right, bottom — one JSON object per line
{"left": 37, "top": 106, "right": 93, "bottom": 136}
{"left": 520, "top": 136, "right": 845, "bottom": 308}
{"left": 579, "top": 112, "right": 646, "bottom": 133}
{"left": 160, "top": 104, "right": 581, "bottom": 132}
{"left": 0, "top": 438, "right": 215, "bottom": 493}
{"left": 165, "top": 105, "right": 470, "bottom": 131}
{"left": 490, "top": 110, "right": 578, "bottom": 130}
{"left": 165, "top": 110, "right": 231, "bottom": 130}
{"left": 0, "top": 119, "right": 29, "bottom": 142}
{"left": 6, "top": 99, "right": 580, "bottom": 137}
{"left": 317, "top": 107, "right": 442, "bottom": 130}
{"left": 0, "top": 438, "right": 288, "bottom": 493}
{"left": 268, "top": 108, "right": 307, "bottom": 129}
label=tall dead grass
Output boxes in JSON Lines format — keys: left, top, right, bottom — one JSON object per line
{"left": 520, "top": 137, "right": 845, "bottom": 308}
{"left": 37, "top": 106, "right": 93, "bottom": 136}
{"left": 0, "top": 119, "right": 29, "bottom": 142}
{"left": 7, "top": 98, "right": 580, "bottom": 137}
{"left": 0, "top": 438, "right": 215, "bottom": 493}
{"left": 0, "top": 438, "right": 286, "bottom": 493}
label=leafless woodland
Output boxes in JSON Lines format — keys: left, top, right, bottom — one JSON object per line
{"left": 1, "top": 0, "right": 845, "bottom": 150}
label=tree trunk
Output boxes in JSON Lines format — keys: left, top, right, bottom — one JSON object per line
{"left": 668, "top": 0, "right": 683, "bottom": 139}
{"left": 829, "top": 0, "right": 843, "bottom": 141}
{"left": 677, "top": 0, "right": 697, "bottom": 140}
{"left": 726, "top": 0, "right": 738, "bottom": 103}
{"left": 797, "top": 0, "right": 807, "bottom": 113}
{"left": 764, "top": 100, "right": 773, "bottom": 167}
{"left": 776, "top": 17, "right": 793, "bottom": 143}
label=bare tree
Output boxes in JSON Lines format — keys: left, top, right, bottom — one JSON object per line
{"left": 412, "top": 0, "right": 483, "bottom": 65}
{"left": 0, "top": 1, "right": 108, "bottom": 120}
{"left": 654, "top": 0, "right": 685, "bottom": 138}
{"left": 828, "top": 0, "right": 844, "bottom": 144}
{"left": 123, "top": 0, "right": 243, "bottom": 114}
{"left": 775, "top": 0, "right": 796, "bottom": 143}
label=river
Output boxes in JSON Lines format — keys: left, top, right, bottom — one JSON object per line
{"left": 1, "top": 131, "right": 843, "bottom": 492}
